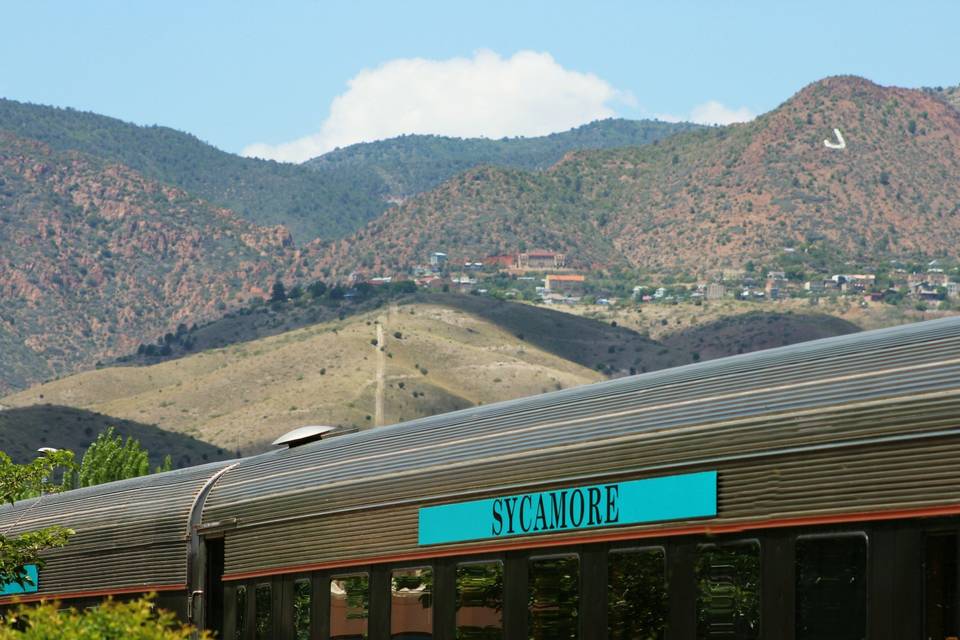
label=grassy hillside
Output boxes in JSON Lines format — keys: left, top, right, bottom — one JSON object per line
{"left": 557, "top": 297, "right": 956, "bottom": 348}
{"left": 10, "top": 293, "right": 933, "bottom": 456}
{"left": 5, "top": 298, "right": 651, "bottom": 453}
{"left": 0, "top": 405, "right": 230, "bottom": 467}
{"left": 319, "top": 76, "right": 960, "bottom": 277}
{"left": 305, "top": 119, "right": 702, "bottom": 198}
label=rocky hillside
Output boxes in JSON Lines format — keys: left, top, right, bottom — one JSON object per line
{"left": 0, "top": 99, "right": 696, "bottom": 242}
{"left": 0, "top": 132, "right": 305, "bottom": 394}
{"left": 927, "top": 84, "right": 960, "bottom": 112}
{"left": 0, "top": 98, "right": 386, "bottom": 241}
{"left": 321, "top": 76, "right": 960, "bottom": 276}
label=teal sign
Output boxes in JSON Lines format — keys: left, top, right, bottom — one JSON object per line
{"left": 0, "top": 564, "right": 39, "bottom": 596}
{"left": 418, "top": 470, "right": 717, "bottom": 545}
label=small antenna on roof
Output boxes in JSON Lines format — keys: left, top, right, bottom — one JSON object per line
{"left": 272, "top": 425, "right": 337, "bottom": 448}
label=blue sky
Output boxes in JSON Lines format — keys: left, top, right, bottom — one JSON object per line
{"left": 2, "top": 1, "right": 957, "bottom": 160}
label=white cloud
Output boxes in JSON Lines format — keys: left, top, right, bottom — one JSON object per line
{"left": 242, "top": 50, "right": 631, "bottom": 163}
{"left": 689, "top": 101, "right": 755, "bottom": 125}
{"left": 658, "top": 100, "right": 755, "bottom": 126}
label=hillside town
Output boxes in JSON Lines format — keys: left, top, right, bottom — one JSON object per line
{"left": 351, "top": 249, "right": 960, "bottom": 310}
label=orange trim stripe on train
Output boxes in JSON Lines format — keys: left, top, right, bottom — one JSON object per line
{"left": 0, "top": 583, "right": 186, "bottom": 606}
{"left": 220, "top": 503, "right": 960, "bottom": 581}
{"left": 10, "top": 504, "right": 960, "bottom": 600}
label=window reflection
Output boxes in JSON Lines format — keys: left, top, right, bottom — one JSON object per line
{"left": 254, "top": 583, "right": 272, "bottom": 640}
{"left": 331, "top": 573, "right": 369, "bottom": 640}
{"left": 608, "top": 548, "right": 667, "bottom": 640}
{"left": 391, "top": 567, "right": 433, "bottom": 638}
{"left": 456, "top": 561, "right": 504, "bottom": 639}
{"left": 696, "top": 541, "right": 760, "bottom": 640}
{"left": 528, "top": 555, "right": 579, "bottom": 640}
{"left": 796, "top": 535, "right": 867, "bottom": 640}
{"left": 235, "top": 585, "right": 246, "bottom": 640}
{"left": 293, "top": 578, "right": 311, "bottom": 640}
{"left": 926, "top": 533, "right": 958, "bottom": 640}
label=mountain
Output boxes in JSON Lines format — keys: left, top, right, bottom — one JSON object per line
{"left": 304, "top": 119, "right": 703, "bottom": 199}
{"left": 0, "top": 98, "right": 385, "bottom": 242}
{"left": 0, "top": 100, "right": 697, "bottom": 242}
{"left": 0, "top": 131, "right": 305, "bottom": 395}
{"left": 4, "top": 75, "right": 958, "bottom": 397}
{"left": 319, "top": 76, "right": 960, "bottom": 276}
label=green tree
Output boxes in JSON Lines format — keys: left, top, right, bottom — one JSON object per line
{"left": 0, "top": 450, "right": 75, "bottom": 587}
{"left": 269, "top": 280, "right": 287, "bottom": 303}
{"left": 155, "top": 455, "right": 173, "bottom": 475}
{"left": 306, "top": 280, "right": 327, "bottom": 298}
{"left": 63, "top": 428, "right": 151, "bottom": 490}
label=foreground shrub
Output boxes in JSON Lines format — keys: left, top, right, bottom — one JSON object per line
{"left": 0, "top": 596, "right": 210, "bottom": 640}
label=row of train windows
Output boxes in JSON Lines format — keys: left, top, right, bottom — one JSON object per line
{"left": 233, "top": 532, "right": 958, "bottom": 639}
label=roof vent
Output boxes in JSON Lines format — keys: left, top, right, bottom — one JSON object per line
{"left": 272, "top": 425, "right": 337, "bottom": 448}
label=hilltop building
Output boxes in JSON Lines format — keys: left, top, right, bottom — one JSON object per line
{"left": 909, "top": 270, "right": 950, "bottom": 288}
{"left": 833, "top": 274, "right": 876, "bottom": 293}
{"left": 705, "top": 283, "right": 727, "bottom": 300}
{"left": 544, "top": 274, "right": 585, "bottom": 294}
{"left": 765, "top": 275, "right": 788, "bottom": 299}
{"left": 517, "top": 251, "right": 565, "bottom": 270}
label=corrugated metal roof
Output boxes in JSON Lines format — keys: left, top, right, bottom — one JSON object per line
{"left": 5, "top": 316, "right": 960, "bottom": 591}
{"left": 0, "top": 460, "right": 233, "bottom": 597}
{"left": 202, "top": 316, "right": 960, "bottom": 529}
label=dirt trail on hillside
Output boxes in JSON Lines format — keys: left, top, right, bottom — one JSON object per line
{"left": 375, "top": 320, "right": 385, "bottom": 426}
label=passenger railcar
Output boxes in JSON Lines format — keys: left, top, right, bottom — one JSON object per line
{"left": 4, "top": 317, "right": 960, "bottom": 639}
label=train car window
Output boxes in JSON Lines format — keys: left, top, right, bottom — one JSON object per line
{"left": 235, "top": 585, "right": 247, "bottom": 640}
{"left": 294, "top": 578, "right": 311, "bottom": 640}
{"left": 254, "top": 583, "right": 272, "bottom": 640}
{"left": 391, "top": 567, "right": 433, "bottom": 638}
{"left": 331, "top": 573, "right": 370, "bottom": 640}
{"left": 696, "top": 541, "right": 760, "bottom": 640}
{"left": 455, "top": 561, "right": 504, "bottom": 639}
{"left": 608, "top": 547, "right": 667, "bottom": 640}
{"left": 925, "top": 533, "right": 958, "bottom": 640}
{"left": 795, "top": 534, "right": 867, "bottom": 640}
{"left": 528, "top": 555, "right": 580, "bottom": 640}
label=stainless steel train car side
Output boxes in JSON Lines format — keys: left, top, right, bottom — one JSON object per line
{"left": 4, "top": 317, "right": 960, "bottom": 639}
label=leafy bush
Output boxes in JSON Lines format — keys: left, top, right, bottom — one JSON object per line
{"left": 0, "top": 596, "right": 210, "bottom": 639}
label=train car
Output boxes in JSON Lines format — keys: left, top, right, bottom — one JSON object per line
{"left": 3, "top": 317, "right": 960, "bottom": 639}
